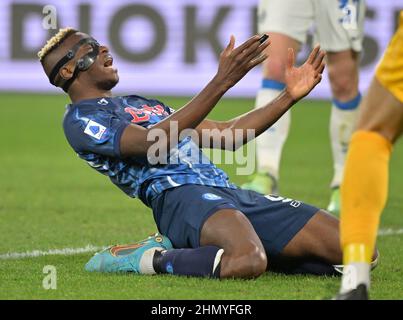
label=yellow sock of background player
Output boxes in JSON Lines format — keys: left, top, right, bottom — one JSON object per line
{"left": 339, "top": 130, "right": 392, "bottom": 293}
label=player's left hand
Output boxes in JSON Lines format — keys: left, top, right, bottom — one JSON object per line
{"left": 284, "top": 45, "right": 326, "bottom": 101}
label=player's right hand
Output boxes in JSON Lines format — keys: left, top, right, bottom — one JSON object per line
{"left": 214, "top": 34, "right": 270, "bottom": 91}
{"left": 284, "top": 45, "right": 326, "bottom": 101}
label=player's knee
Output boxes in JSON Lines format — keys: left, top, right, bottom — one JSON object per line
{"left": 329, "top": 74, "right": 357, "bottom": 100}
{"left": 224, "top": 246, "right": 267, "bottom": 278}
{"left": 265, "top": 59, "right": 286, "bottom": 83}
{"left": 248, "top": 250, "right": 268, "bottom": 277}
{"left": 236, "top": 250, "right": 267, "bottom": 278}
{"left": 328, "top": 66, "right": 358, "bottom": 100}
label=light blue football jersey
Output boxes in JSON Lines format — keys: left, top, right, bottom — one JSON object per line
{"left": 63, "top": 95, "right": 236, "bottom": 206}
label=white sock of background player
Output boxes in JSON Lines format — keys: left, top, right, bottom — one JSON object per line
{"left": 254, "top": 80, "right": 291, "bottom": 182}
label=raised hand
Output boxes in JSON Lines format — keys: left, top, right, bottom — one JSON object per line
{"left": 284, "top": 45, "right": 326, "bottom": 101}
{"left": 214, "top": 35, "right": 270, "bottom": 90}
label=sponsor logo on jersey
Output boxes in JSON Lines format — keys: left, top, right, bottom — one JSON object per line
{"left": 202, "top": 193, "right": 222, "bottom": 201}
{"left": 84, "top": 120, "right": 107, "bottom": 140}
{"left": 124, "top": 104, "right": 168, "bottom": 123}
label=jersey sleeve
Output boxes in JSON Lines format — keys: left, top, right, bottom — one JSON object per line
{"left": 63, "top": 107, "right": 129, "bottom": 158}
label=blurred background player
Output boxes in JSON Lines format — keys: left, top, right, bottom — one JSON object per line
{"left": 336, "top": 11, "right": 403, "bottom": 300}
{"left": 242, "top": 0, "right": 366, "bottom": 215}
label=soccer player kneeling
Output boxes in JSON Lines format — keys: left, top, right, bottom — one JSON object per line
{"left": 38, "top": 28, "right": 377, "bottom": 280}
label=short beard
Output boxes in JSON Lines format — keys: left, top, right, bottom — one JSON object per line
{"left": 95, "top": 77, "right": 119, "bottom": 91}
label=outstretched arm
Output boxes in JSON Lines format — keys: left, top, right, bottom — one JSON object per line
{"left": 120, "top": 35, "right": 270, "bottom": 158}
{"left": 196, "top": 46, "right": 326, "bottom": 150}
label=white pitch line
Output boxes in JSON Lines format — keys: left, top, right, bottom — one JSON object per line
{"left": 1, "top": 228, "right": 402, "bottom": 261}
{"left": 0, "top": 244, "right": 107, "bottom": 260}
{"left": 378, "top": 228, "right": 403, "bottom": 236}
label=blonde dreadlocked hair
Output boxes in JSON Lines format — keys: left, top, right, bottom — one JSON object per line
{"left": 37, "top": 27, "right": 78, "bottom": 62}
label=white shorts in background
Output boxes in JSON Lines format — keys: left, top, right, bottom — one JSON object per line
{"left": 257, "top": 0, "right": 366, "bottom": 52}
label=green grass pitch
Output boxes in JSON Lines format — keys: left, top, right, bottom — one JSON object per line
{"left": 0, "top": 92, "right": 402, "bottom": 300}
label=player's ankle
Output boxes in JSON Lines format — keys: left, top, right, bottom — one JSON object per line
{"left": 343, "top": 243, "right": 373, "bottom": 264}
{"left": 340, "top": 263, "right": 370, "bottom": 294}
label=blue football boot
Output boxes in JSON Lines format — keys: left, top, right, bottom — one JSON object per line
{"left": 85, "top": 233, "right": 173, "bottom": 273}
